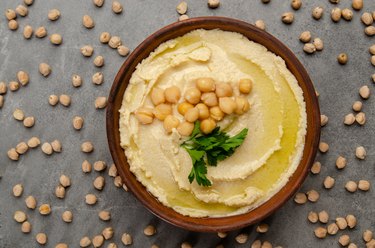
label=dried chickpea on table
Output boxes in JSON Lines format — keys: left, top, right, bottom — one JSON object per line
{"left": 1, "top": 0, "right": 375, "bottom": 247}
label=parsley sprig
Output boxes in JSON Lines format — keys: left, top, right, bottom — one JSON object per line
{"left": 181, "top": 121, "right": 248, "bottom": 187}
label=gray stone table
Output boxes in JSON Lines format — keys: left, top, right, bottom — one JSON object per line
{"left": 1, "top": 0, "right": 375, "bottom": 247}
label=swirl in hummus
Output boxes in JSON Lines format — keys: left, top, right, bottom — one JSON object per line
{"left": 119, "top": 29, "right": 307, "bottom": 217}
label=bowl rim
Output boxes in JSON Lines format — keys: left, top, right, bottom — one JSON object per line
{"left": 106, "top": 16, "right": 320, "bottom": 232}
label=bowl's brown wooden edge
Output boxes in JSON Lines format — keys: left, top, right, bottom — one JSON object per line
{"left": 106, "top": 16, "right": 321, "bottom": 232}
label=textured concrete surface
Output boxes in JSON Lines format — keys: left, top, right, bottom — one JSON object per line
{"left": 1, "top": 0, "right": 375, "bottom": 247}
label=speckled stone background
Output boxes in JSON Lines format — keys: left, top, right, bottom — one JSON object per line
{"left": 1, "top": 0, "right": 375, "bottom": 247}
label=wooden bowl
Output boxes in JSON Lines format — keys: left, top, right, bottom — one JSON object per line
{"left": 106, "top": 16, "right": 320, "bottom": 232}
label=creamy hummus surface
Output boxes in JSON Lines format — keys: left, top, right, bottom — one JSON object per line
{"left": 119, "top": 29, "right": 307, "bottom": 217}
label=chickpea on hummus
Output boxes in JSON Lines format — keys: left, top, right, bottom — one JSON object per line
{"left": 119, "top": 29, "right": 307, "bottom": 217}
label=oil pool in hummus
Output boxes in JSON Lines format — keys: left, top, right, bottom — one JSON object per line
{"left": 119, "top": 29, "right": 307, "bottom": 217}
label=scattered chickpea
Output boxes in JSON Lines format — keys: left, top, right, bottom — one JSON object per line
{"left": 15, "top": 5, "right": 28, "bottom": 17}
{"left": 303, "top": 43, "right": 316, "bottom": 54}
{"left": 341, "top": 8, "right": 353, "bottom": 21}
{"left": 39, "top": 63, "right": 51, "bottom": 77}
{"left": 100, "top": 32, "right": 111, "bottom": 43}
{"left": 307, "top": 190, "right": 320, "bottom": 202}
{"left": 117, "top": 45, "right": 130, "bottom": 57}
{"left": 291, "top": 0, "right": 302, "bottom": 10}
{"left": 41, "top": 142, "right": 53, "bottom": 155}
{"left": 35, "top": 26, "right": 47, "bottom": 38}
{"left": 361, "top": 12, "right": 373, "bottom": 25}
{"left": 359, "top": 85, "right": 370, "bottom": 99}
{"left": 56, "top": 243, "right": 68, "bottom": 248}
{"left": 256, "top": 223, "right": 269, "bottom": 233}
{"left": 93, "top": 0, "right": 105, "bottom": 7}
{"left": 82, "top": 15, "right": 95, "bottom": 28}
{"left": 62, "top": 211, "right": 73, "bottom": 223}
{"left": 163, "top": 115, "right": 180, "bottom": 133}
{"left": 94, "top": 161, "right": 107, "bottom": 172}
{"left": 94, "top": 56, "right": 105, "bottom": 67}
{"left": 0, "top": 95, "right": 3, "bottom": 108}
{"left": 59, "top": 94, "right": 71, "bottom": 107}
{"left": 352, "top": 0, "right": 363, "bottom": 10}
{"left": 345, "top": 181, "right": 358, "bottom": 192}
{"left": 196, "top": 78, "right": 215, "bottom": 92}
{"left": 101, "top": 227, "right": 114, "bottom": 240}
{"left": 363, "top": 230, "right": 373, "bottom": 242}
{"left": 107, "top": 243, "right": 117, "bottom": 248}
{"left": 72, "top": 74, "right": 82, "bottom": 87}
{"left": 208, "top": 0, "right": 220, "bottom": 8}
{"left": 95, "top": 96, "right": 108, "bottom": 109}
{"left": 48, "top": 9, "right": 61, "bottom": 21}
{"left": 344, "top": 113, "right": 355, "bottom": 125}
{"left": 13, "top": 184, "right": 23, "bottom": 197}
{"left": 25, "top": 195, "right": 37, "bottom": 209}
{"left": 85, "top": 194, "right": 97, "bottom": 205}
{"left": 14, "top": 210, "right": 27, "bottom": 223}
{"left": 318, "top": 142, "right": 329, "bottom": 153}
{"left": 358, "top": 180, "right": 370, "bottom": 191}
{"left": 320, "top": 114, "right": 328, "bottom": 126}
{"left": 81, "top": 45, "right": 94, "bottom": 57}
{"left": 334, "top": 156, "right": 346, "bottom": 169}
{"left": 9, "top": 81, "right": 20, "bottom": 91}
{"left": 72, "top": 116, "right": 84, "bottom": 130}
{"left": 114, "top": 176, "right": 123, "bottom": 187}
{"left": 331, "top": 7, "right": 342, "bottom": 22}
{"left": 91, "top": 235, "right": 104, "bottom": 248}
{"left": 92, "top": 72, "right": 104, "bottom": 85}
{"left": 143, "top": 225, "right": 156, "bottom": 236}
{"left": 81, "top": 141, "right": 94, "bottom": 153}
{"left": 311, "top": 161, "right": 321, "bottom": 174}
{"left": 5, "top": 9, "right": 17, "bottom": 20}
{"left": 345, "top": 214, "right": 356, "bottom": 228}
{"left": 185, "top": 107, "right": 199, "bottom": 122}
{"left": 13, "top": 108, "right": 25, "bottom": 121}
{"left": 314, "top": 227, "right": 327, "bottom": 239}
{"left": 50, "top": 34, "right": 63, "bottom": 45}
{"left": 16, "top": 142, "right": 28, "bottom": 154}
{"left": 339, "top": 235, "right": 350, "bottom": 246}
{"left": 135, "top": 107, "right": 154, "bottom": 124}
{"left": 99, "top": 210, "right": 111, "bottom": 221}
{"left": 80, "top": 236, "right": 92, "bottom": 247}
{"left": 329, "top": 0, "right": 339, "bottom": 3}
{"left": 348, "top": 243, "right": 357, "bottom": 248}
{"left": 294, "top": 192, "right": 307, "bottom": 204}
{"left": 178, "top": 14, "right": 189, "bottom": 21}
{"left": 176, "top": 1, "right": 188, "bottom": 15}
{"left": 23, "top": 116, "right": 35, "bottom": 128}
{"left": 82, "top": 160, "right": 92, "bottom": 173}
{"left": 7, "top": 148, "right": 19, "bottom": 161}
{"left": 59, "top": 174, "right": 70, "bottom": 187}
{"left": 200, "top": 118, "right": 216, "bottom": 134}
{"left": 23, "top": 25, "right": 33, "bottom": 39}
{"left": 210, "top": 106, "right": 224, "bottom": 121}
{"left": 108, "top": 164, "right": 118, "bottom": 177}
{"left": 371, "top": 56, "right": 375, "bottom": 66}
{"left": 112, "top": 1, "right": 123, "bottom": 14}
{"left": 8, "top": 20, "right": 18, "bottom": 30}
{"left": 201, "top": 92, "right": 218, "bottom": 106}
{"left": 355, "top": 146, "right": 366, "bottom": 160}
{"left": 27, "top": 137, "right": 40, "bottom": 148}
{"left": 21, "top": 221, "right": 31, "bottom": 233}
{"left": 337, "top": 53, "right": 348, "bottom": 65}
{"left": 255, "top": 20, "right": 266, "bottom": 30}
{"left": 121, "top": 233, "right": 133, "bottom": 246}
{"left": 165, "top": 86, "right": 181, "bottom": 103}
{"left": 0, "top": 82, "right": 7, "bottom": 94}
{"left": 281, "top": 12, "right": 294, "bottom": 24}
{"left": 185, "top": 88, "right": 201, "bottom": 104}
{"left": 39, "top": 203, "right": 51, "bottom": 215}
{"left": 109, "top": 36, "right": 122, "bottom": 48}
{"left": 352, "top": 101, "right": 362, "bottom": 112}
{"left": 235, "top": 233, "right": 248, "bottom": 244}
{"left": 308, "top": 211, "right": 318, "bottom": 223}
{"left": 327, "top": 223, "right": 339, "bottom": 235}
{"left": 355, "top": 112, "right": 366, "bottom": 125}
{"left": 318, "top": 210, "right": 329, "bottom": 223}
{"left": 370, "top": 45, "right": 375, "bottom": 55}
{"left": 93, "top": 176, "right": 105, "bottom": 190}
{"left": 299, "top": 31, "right": 311, "bottom": 43}
{"left": 55, "top": 185, "right": 65, "bottom": 198}
{"left": 49, "top": 95, "right": 59, "bottom": 106}
{"left": 365, "top": 26, "right": 375, "bottom": 36}
{"left": 17, "top": 71, "right": 29, "bottom": 86}
{"left": 36, "top": 233, "right": 48, "bottom": 245}
{"left": 323, "top": 176, "right": 335, "bottom": 189}
{"left": 312, "top": 6, "right": 324, "bottom": 20}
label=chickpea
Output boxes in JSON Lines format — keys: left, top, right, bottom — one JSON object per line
{"left": 201, "top": 92, "right": 218, "bottom": 107}
{"left": 219, "top": 97, "right": 236, "bottom": 114}
{"left": 163, "top": 115, "right": 180, "bottom": 133}
{"left": 184, "top": 107, "right": 199, "bottom": 122}
{"left": 235, "top": 96, "right": 250, "bottom": 115}
{"left": 196, "top": 77, "right": 215, "bottom": 92}
{"left": 177, "top": 102, "right": 194, "bottom": 115}
{"left": 210, "top": 106, "right": 224, "bottom": 121}
{"left": 153, "top": 103, "right": 172, "bottom": 121}
{"left": 177, "top": 121, "right": 194, "bottom": 136}
{"left": 164, "top": 86, "right": 181, "bottom": 103}
{"left": 200, "top": 119, "right": 216, "bottom": 134}
{"left": 196, "top": 103, "right": 210, "bottom": 120}
{"left": 184, "top": 88, "right": 201, "bottom": 104}
{"left": 239, "top": 79, "right": 253, "bottom": 94}
{"left": 135, "top": 107, "right": 154, "bottom": 124}
{"left": 215, "top": 83, "right": 233, "bottom": 97}
{"left": 151, "top": 87, "right": 165, "bottom": 105}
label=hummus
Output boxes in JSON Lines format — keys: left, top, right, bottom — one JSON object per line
{"left": 119, "top": 29, "right": 307, "bottom": 217}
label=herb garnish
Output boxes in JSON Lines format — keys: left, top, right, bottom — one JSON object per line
{"left": 181, "top": 121, "right": 248, "bottom": 187}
